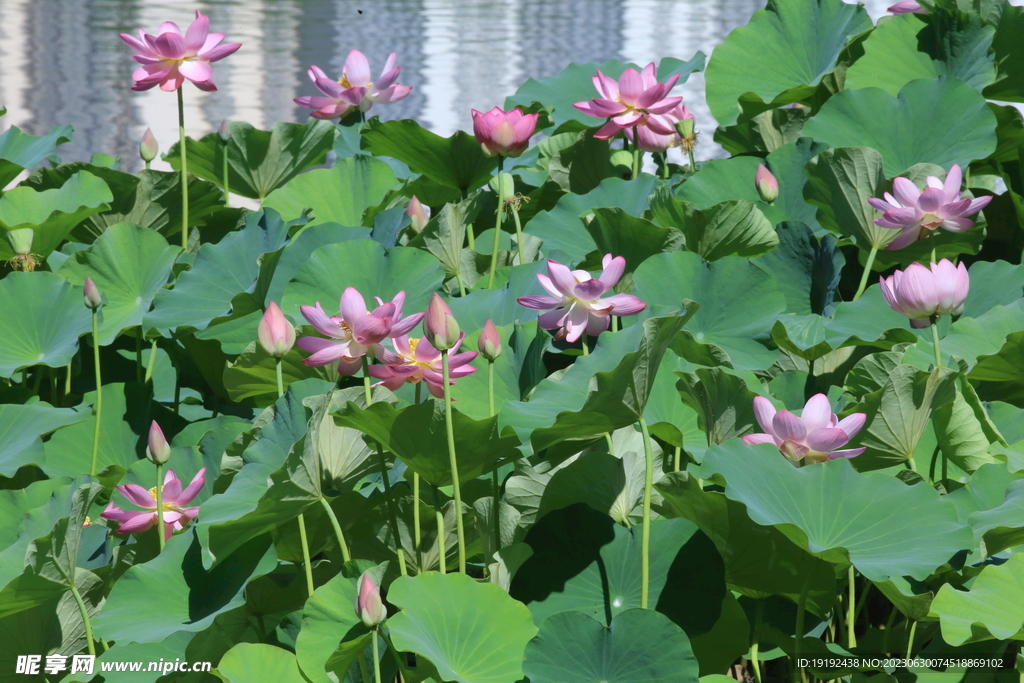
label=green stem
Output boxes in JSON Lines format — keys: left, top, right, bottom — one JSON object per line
{"left": 319, "top": 497, "right": 351, "bottom": 562}
{"left": 794, "top": 575, "right": 811, "bottom": 683}
{"left": 687, "top": 148, "right": 696, "bottom": 174}
{"left": 847, "top": 565, "right": 857, "bottom": 649}
{"left": 488, "top": 361, "right": 500, "bottom": 559}
{"left": 372, "top": 627, "right": 381, "bottom": 683}
{"left": 605, "top": 432, "right": 614, "bottom": 454}
{"left": 177, "top": 87, "right": 189, "bottom": 252}
{"left": 135, "top": 332, "right": 143, "bottom": 384}
{"left": 434, "top": 486, "right": 446, "bottom": 574}
{"left": 144, "top": 339, "right": 158, "bottom": 384}
{"left": 487, "top": 361, "right": 495, "bottom": 417}
{"left": 511, "top": 204, "right": 525, "bottom": 266}
{"left": 930, "top": 316, "right": 942, "bottom": 369}
{"left": 751, "top": 600, "right": 764, "bottom": 683}
{"left": 611, "top": 316, "right": 619, "bottom": 333}
{"left": 358, "top": 653, "right": 371, "bottom": 683}
{"left": 631, "top": 126, "right": 641, "bottom": 179}
{"left": 441, "top": 353, "right": 467, "bottom": 573}
{"left": 68, "top": 580, "right": 96, "bottom": 657}
{"left": 487, "top": 157, "right": 505, "bottom": 289}
{"left": 64, "top": 362, "right": 72, "bottom": 399}
{"left": 89, "top": 311, "right": 102, "bottom": 477}
{"left": 145, "top": 160, "right": 151, "bottom": 171}
{"left": 674, "top": 446, "right": 681, "bottom": 473}
{"left": 455, "top": 272, "right": 467, "bottom": 297}
{"left": 363, "top": 360, "right": 407, "bottom": 576}
{"left": 381, "top": 630, "right": 412, "bottom": 681}
{"left": 275, "top": 357, "right": 285, "bottom": 399}
{"left": 222, "top": 141, "right": 230, "bottom": 207}
{"left": 155, "top": 463, "right": 166, "bottom": 552}
{"left": 882, "top": 606, "right": 898, "bottom": 655}
{"left": 906, "top": 619, "right": 918, "bottom": 658}
{"left": 581, "top": 339, "right": 589, "bottom": 356}
{"left": 297, "top": 513, "right": 315, "bottom": 597}
{"left": 639, "top": 416, "right": 655, "bottom": 609}
{"left": 852, "top": 246, "right": 879, "bottom": 301}
{"left": 413, "top": 383, "right": 422, "bottom": 571}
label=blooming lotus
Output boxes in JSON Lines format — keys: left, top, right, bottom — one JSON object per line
{"left": 880, "top": 259, "right": 969, "bottom": 328}
{"left": 622, "top": 104, "right": 694, "bottom": 153}
{"left": 297, "top": 288, "right": 423, "bottom": 375}
{"left": 574, "top": 63, "right": 682, "bottom": 139}
{"left": 471, "top": 107, "right": 538, "bottom": 157}
{"left": 742, "top": 395, "right": 866, "bottom": 465}
{"left": 517, "top": 255, "right": 646, "bottom": 343}
{"left": 120, "top": 11, "right": 241, "bottom": 92}
{"left": 101, "top": 468, "right": 206, "bottom": 540}
{"left": 868, "top": 165, "right": 991, "bottom": 250}
{"left": 888, "top": 0, "right": 927, "bottom": 14}
{"left": 295, "top": 50, "right": 411, "bottom": 119}
{"left": 368, "top": 334, "right": 477, "bottom": 399}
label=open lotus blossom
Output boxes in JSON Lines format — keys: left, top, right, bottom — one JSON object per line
{"left": 888, "top": 0, "right": 928, "bottom": 14}
{"left": 517, "top": 255, "right": 646, "bottom": 343}
{"left": 101, "top": 468, "right": 206, "bottom": 540}
{"left": 297, "top": 288, "right": 424, "bottom": 375}
{"left": 868, "top": 165, "right": 991, "bottom": 250}
{"left": 295, "top": 50, "right": 412, "bottom": 119}
{"left": 120, "top": 11, "right": 241, "bottom": 92}
{"left": 574, "top": 63, "right": 682, "bottom": 139}
{"left": 742, "top": 395, "right": 866, "bottom": 465}
{"left": 880, "top": 259, "right": 969, "bottom": 328}
{"left": 622, "top": 104, "right": 694, "bottom": 153}
{"left": 472, "top": 107, "right": 538, "bottom": 157}
{"left": 368, "top": 333, "right": 477, "bottom": 398}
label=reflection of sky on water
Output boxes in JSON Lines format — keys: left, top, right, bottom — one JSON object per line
{"left": 0, "top": 0, "right": 900, "bottom": 173}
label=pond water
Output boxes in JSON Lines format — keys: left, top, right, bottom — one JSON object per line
{"left": 0, "top": 0, "right": 899, "bottom": 173}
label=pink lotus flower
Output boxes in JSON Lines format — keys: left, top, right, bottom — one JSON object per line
{"left": 407, "top": 196, "right": 430, "bottom": 232}
{"left": 83, "top": 277, "right": 102, "bottom": 310}
{"left": 622, "top": 104, "right": 694, "bottom": 153}
{"left": 140, "top": 128, "right": 159, "bottom": 162}
{"left": 146, "top": 421, "right": 171, "bottom": 465}
{"left": 888, "top": 0, "right": 928, "bottom": 14}
{"left": 294, "top": 50, "right": 412, "bottom": 119}
{"left": 297, "top": 288, "right": 424, "bottom": 375}
{"left": 424, "top": 293, "right": 461, "bottom": 351}
{"left": 755, "top": 164, "right": 778, "bottom": 204}
{"left": 517, "top": 255, "right": 646, "bottom": 343}
{"left": 120, "top": 11, "right": 241, "bottom": 92}
{"left": 101, "top": 468, "right": 206, "bottom": 541}
{"left": 880, "top": 259, "right": 969, "bottom": 328}
{"left": 479, "top": 319, "right": 502, "bottom": 361}
{"left": 471, "top": 107, "right": 538, "bottom": 158}
{"left": 574, "top": 63, "right": 682, "bottom": 139}
{"left": 868, "top": 165, "right": 991, "bottom": 250}
{"left": 355, "top": 571, "right": 387, "bottom": 628}
{"left": 258, "top": 301, "right": 296, "bottom": 358}
{"left": 368, "top": 334, "right": 477, "bottom": 399}
{"left": 742, "top": 395, "right": 866, "bottom": 465}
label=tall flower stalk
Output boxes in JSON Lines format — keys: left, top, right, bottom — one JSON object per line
{"left": 177, "top": 88, "right": 189, "bottom": 250}
{"left": 488, "top": 158, "right": 506, "bottom": 289}
{"left": 479, "top": 320, "right": 503, "bottom": 558}
{"left": 84, "top": 278, "right": 103, "bottom": 477}
{"left": 638, "top": 416, "right": 655, "bottom": 609}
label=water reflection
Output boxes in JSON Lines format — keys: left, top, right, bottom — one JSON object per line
{"left": 0, "top": 0, "right": 896, "bottom": 173}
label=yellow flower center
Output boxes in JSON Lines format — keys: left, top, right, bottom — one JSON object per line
{"left": 338, "top": 76, "right": 372, "bottom": 90}
{"left": 401, "top": 337, "right": 434, "bottom": 372}
{"left": 149, "top": 485, "right": 178, "bottom": 512}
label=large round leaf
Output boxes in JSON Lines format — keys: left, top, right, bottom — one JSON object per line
{"left": 802, "top": 78, "right": 998, "bottom": 176}
{"left": 699, "top": 440, "right": 973, "bottom": 582}
{"left": 704, "top": 0, "right": 872, "bottom": 126}
{"left": 387, "top": 571, "right": 539, "bottom": 683}
{"left": 263, "top": 155, "right": 396, "bottom": 227}
{"left": 295, "top": 571, "right": 367, "bottom": 683}
{"left": 0, "top": 122, "right": 73, "bottom": 189}
{"left": 58, "top": 223, "right": 179, "bottom": 345}
{"left": 0, "top": 271, "right": 92, "bottom": 377}
{"left": 281, "top": 239, "right": 443, "bottom": 322}
{"left": 0, "top": 403, "right": 87, "bottom": 477}
{"left": 216, "top": 643, "right": 308, "bottom": 683}
{"left": 522, "top": 609, "right": 700, "bottom": 683}
{"left": 929, "top": 552, "right": 1024, "bottom": 645}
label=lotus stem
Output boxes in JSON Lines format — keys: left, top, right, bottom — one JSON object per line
{"left": 605, "top": 432, "right": 614, "bottom": 454}
{"left": 413, "top": 382, "right": 422, "bottom": 570}
{"left": 135, "top": 332, "right": 143, "bottom": 384}
{"left": 441, "top": 352, "right": 467, "bottom": 573}
{"left": 631, "top": 126, "right": 641, "bottom": 179}
{"left": 639, "top": 416, "right": 655, "bottom": 609}
{"left": 362, "top": 359, "right": 407, "bottom": 576}
{"left": 68, "top": 580, "right": 96, "bottom": 657}
{"left": 930, "top": 316, "right": 942, "bottom": 369}
{"left": 751, "top": 600, "right": 764, "bottom": 683}
{"left": 882, "top": 606, "right": 898, "bottom": 655}
{"left": 488, "top": 360, "right": 501, "bottom": 558}
{"left": 222, "top": 140, "right": 230, "bottom": 207}
{"left": 455, "top": 273, "right": 467, "bottom": 297}
{"left": 177, "top": 87, "right": 189, "bottom": 252}
{"left": 297, "top": 512, "right": 315, "bottom": 597}
{"left": 687, "top": 149, "right": 696, "bottom": 174}
{"left": 906, "top": 618, "right": 917, "bottom": 658}
{"left": 64, "top": 362, "right": 72, "bottom": 398}
{"left": 581, "top": 340, "right": 589, "bottom": 356}
{"left": 511, "top": 202, "right": 526, "bottom": 266}
{"left": 319, "top": 497, "right": 350, "bottom": 563}
{"left": 434, "top": 486, "right": 446, "bottom": 574}
{"left": 847, "top": 565, "right": 857, "bottom": 648}
{"left": 358, "top": 653, "right": 371, "bottom": 683}
{"left": 853, "top": 246, "right": 879, "bottom": 301}
{"left": 381, "top": 629, "right": 413, "bottom": 681}
{"left": 372, "top": 627, "right": 381, "bottom": 683}
{"left": 612, "top": 316, "right": 619, "bottom": 333}
{"left": 155, "top": 463, "right": 165, "bottom": 552}
{"left": 487, "top": 157, "right": 505, "bottom": 289}
{"left": 794, "top": 575, "right": 811, "bottom": 683}
{"left": 674, "top": 446, "right": 681, "bottom": 472}
{"left": 144, "top": 339, "right": 158, "bottom": 384}
{"left": 145, "top": 160, "right": 151, "bottom": 171}
{"left": 89, "top": 310, "right": 102, "bottom": 477}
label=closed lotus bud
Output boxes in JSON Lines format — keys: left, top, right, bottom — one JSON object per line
{"left": 83, "top": 277, "right": 102, "bottom": 310}
{"left": 479, "top": 319, "right": 502, "bottom": 361}
{"left": 140, "top": 128, "right": 159, "bottom": 163}
{"left": 424, "top": 293, "right": 461, "bottom": 351}
{"left": 218, "top": 119, "right": 231, "bottom": 143}
{"left": 146, "top": 420, "right": 171, "bottom": 465}
{"left": 407, "top": 195, "right": 429, "bottom": 233}
{"left": 755, "top": 164, "right": 779, "bottom": 204}
{"left": 257, "top": 301, "right": 296, "bottom": 357}
{"left": 354, "top": 571, "right": 386, "bottom": 628}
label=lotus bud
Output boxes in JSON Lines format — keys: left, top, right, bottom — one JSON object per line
{"left": 424, "top": 293, "right": 461, "bottom": 351}
{"left": 755, "top": 164, "right": 779, "bottom": 204}
{"left": 354, "top": 571, "right": 386, "bottom": 628}
{"left": 146, "top": 420, "right": 171, "bottom": 465}
{"left": 479, "top": 319, "right": 502, "bottom": 361}
{"left": 83, "top": 277, "right": 102, "bottom": 310}
{"left": 218, "top": 119, "right": 230, "bottom": 143}
{"left": 257, "top": 301, "right": 296, "bottom": 357}
{"left": 140, "top": 128, "right": 159, "bottom": 163}
{"left": 407, "top": 195, "right": 429, "bottom": 233}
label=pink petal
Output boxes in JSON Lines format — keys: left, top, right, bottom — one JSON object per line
{"left": 297, "top": 337, "right": 347, "bottom": 366}
{"left": 343, "top": 49, "right": 371, "bottom": 86}
{"left": 885, "top": 224, "right": 924, "bottom": 251}
{"left": 593, "top": 120, "right": 625, "bottom": 140}
{"left": 116, "top": 512, "right": 159, "bottom": 534}
{"left": 537, "top": 308, "right": 568, "bottom": 331}
{"left": 390, "top": 313, "right": 425, "bottom": 338}
{"left": 752, "top": 396, "right": 778, "bottom": 435}
{"left": 546, "top": 260, "right": 579, "bottom": 297}
{"left": 917, "top": 187, "right": 945, "bottom": 214}
{"left": 118, "top": 484, "right": 156, "bottom": 509}
{"left": 772, "top": 410, "right": 806, "bottom": 442}
{"left": 835, "top": 413, "right": 867, "bottom": 439}
{"left": 340, "top": 287, "right": 368, "bottom": 322}
{"left": 617, "top": 68, "right": 643, "bottom": 107}
{"left": 961, "top": 195, "right": 992, "bottom": 217}
{"left": 372, "top": 84, "right": 412, "bottom": 105}
{"left": 645, "top": 96, "right": 684, "bottom": 115}
{"left": 942, "top": 164, "right": 962, "bottom": 202}
{"left": 301, "top": 303, "right": 344, "bottom": 338}
{"left": 574, "top": 280, "right": 607, "bottom": 300}
{"left": 826, "top": 448, "right": 865, "bottom": 460}
{"left": 197, "top": 42, "right": 241, "bottom": 63}
{"left": 892, "top": 178, "right": 922, "bottom": 208}
{"left": 805, "top": 427, "right": 851, "bottom": 452}
{"left": 599, "top": 255, "right": 625, "bottom": 290}
{"left": 184, "top": 13, "right": 210, "bottom": 54}
{"left": 585, "top": 313, "right": 611, "bottom": 337}
{"left": 159, "top": 21, "right": 182, "bottom": 36}
{"left": 177, "top": 468, "right": 207, "bottom": 505}
{"left": 593, "top": 71, "right": 619, "bottom": 100}
{"left": 602, "top": 293, "right": 646, "bottom": 316}
{"left": 154, "top": 32, "right": 187, "bottom": 60}
{"left": 179, "top": 60, "right": 213, "bottom": 84}
{"left": 562, "top": 306, "right": 591, "bottom": 343}
{"left": 800, "top": 394, "right": 833, "bottom": 433}
{"left": 741, "top": 433, "right": 777, "bottom": 446}
{"left": 517, "top": 295, "right": 563, "bottom": 310}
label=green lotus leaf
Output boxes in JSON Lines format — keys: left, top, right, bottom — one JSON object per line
{"left": 0, "top": 123, "right": 73, "bottom": 189}
{"left": 752, "top": 222, "right": 844, "bottom": 316}
{"left": 675, "top": 367, "right": 761, "bottom": 452}
{"left": 0, "top": 403, "right": 88, "bottom": 478}
{"left": 803, "top": 146, "right": 894, "bottom": 250}
{"left": 264, "top": 155, "right": 396, "bottom": 227}
{"left": 962, "top": 260, "right": 1024, "bottom": 318}
{"left": 698, "top": 440, "right": 973, "bottom": 582}
{"left": 929, "top": 552, "right": 1024, "bottom": 645}
{"left": 295, "top": 571, "right": 368, "bottom": 683}
{"left": 704, "top": 0, "right": 872, "bottom": 126}
{"left": 714, "top": 108, "right": 812, "bottom": 156}
{"left": 649, "top": 194, "right": 777, "bottom": 262}
{"left": 387, "top": 571, "right": 539, "bottom": 683}
{"left": 223, "top": 340, "right": 337, "bottom": 409}
{"left": 216, "top": 643, "right": 308, "bottom": 683}
{"left": 581, "top": 207, "right": 685, "bottom": 269}
{"left": 803, "top": 78, "right": 998, "bottom": 176}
